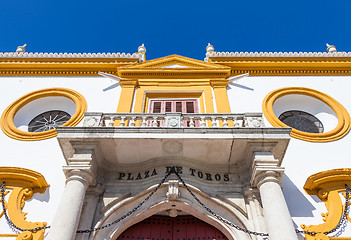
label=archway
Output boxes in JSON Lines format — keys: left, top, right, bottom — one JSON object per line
{"left": 116, "top": 215, "right": 229, "bottom": 240}
{"left": 91, "top": 179, "right": 252, "bottom": 240}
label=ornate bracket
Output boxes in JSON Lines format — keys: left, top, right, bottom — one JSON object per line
{"left": 301, "top": 168, "right": 351, "bottom": 240}
{"left": 0, "top": 167, "right": 49, "bottom": 240}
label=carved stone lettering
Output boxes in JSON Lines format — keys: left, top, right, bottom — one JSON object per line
{"left": 115, "top": 167, "right": 229, "bottom": 181}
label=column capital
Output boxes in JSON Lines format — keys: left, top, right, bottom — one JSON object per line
{"left": 253, "top": 170, "right": 284, "bottom": 188}
{"left": 119, "top": 78, "right": 138, "bottom": 88}
{"left": 250, "top": 151, "right": 285, "bottom": 188}
{"left": 62, "top": 141, "right": 101, "bottom": 186}
{"left": 63, "top": 169, "right": 95, "bottom": 188}
{"left": 210, "top": 78, "right": 229, "bottom": 88}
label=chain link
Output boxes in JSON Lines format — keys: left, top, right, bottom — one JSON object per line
{"left": 76, "top": 170, "right": 173, "bottom": 233}
{"left": 171, "top": 169, "right": 269, "bottom": 237}
{"left": 0, "top": 181, "right": 50, "bottom": 232}
{"left": 1, "top": 171, "right": 350, "bottom": 237}
{"left": 294, "top": 184, "right": 351, "bottom": 236}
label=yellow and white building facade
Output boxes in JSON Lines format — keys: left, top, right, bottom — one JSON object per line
{"left": 0, "top": 44, "right": 351, "bottom": 240}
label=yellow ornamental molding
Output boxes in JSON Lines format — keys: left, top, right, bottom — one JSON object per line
{"left": 262, "top": 87, "right": 351, "bottom": 142}
{"left": 117, "top": 55, "right": 231, "bottom": 79}
{"left": 0, "top": 167, "right": 49, "bottom": 240}
{"left": 0, "top": 56, "right": 139, "bottom": 76}
{"left": 301, "top": 169, "right": 351, "bottom": 240}
{"left": 208, "top": 57, "right": 351, "bottom": 76}
{"left": 0, "top": 88, "right": 87, "bottom": 141}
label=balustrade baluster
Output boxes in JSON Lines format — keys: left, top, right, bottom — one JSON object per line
{"left": 119, "top": 116, "right": 126, "bottom": 127}
{"left": 211, "top": 117, "right": 217, "bottom": 127}
{"left": 233, "top": 117, "right": 240, "bottom": 127}
{"left": 223, "top": 117, "right": 229, "bottom": 127}
{"left": 152, "top": 117, "right": 158, "bottom": 127}
{"left": 141, "top": 117, "right": 147, "bottom": 127}
{"left": 108, "top": 116, "right": 115, "bottom": 127}
{"left": 189, "top": 117, "right": 195, "bottom": 128}
{"left": 129, "top": 117, "right": 136, "bottom": 127}
{"left": 200, "top": 117, "right": 206, "bottom": 127}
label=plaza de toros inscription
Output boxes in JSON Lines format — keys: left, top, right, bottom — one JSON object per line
{"left": 115, "top": 166, "right": 229, "bottom": 182}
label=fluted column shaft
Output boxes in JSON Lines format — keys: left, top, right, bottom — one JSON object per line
{"left": 47, "top": 170, "right": 93, "bottom": 240}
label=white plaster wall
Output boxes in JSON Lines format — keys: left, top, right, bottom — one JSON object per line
{"left": 0, "top": 76, "right": 122, "bottom": 234}
{"left": 227, "top": 75, "right": 351, "bottom": 236}
{"left": 1, "top": 74, "right": 350, "bottom": 237}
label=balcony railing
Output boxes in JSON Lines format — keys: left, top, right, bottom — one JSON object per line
{"left": 82, "top": 112, "right": 265, "bottom": 128}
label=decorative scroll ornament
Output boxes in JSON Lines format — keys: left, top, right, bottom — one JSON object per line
{"left": 301, "top": 168, "right": 351, "bottom": 240}
{"left": 0, "top": 167, "right": 49, "bottom": 240}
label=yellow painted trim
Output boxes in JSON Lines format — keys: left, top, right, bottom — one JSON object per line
{"left": 0, "top": 167, "right": 49, "bottom": 240}
{"left": 115, "top": 56, "right": 231, "bottom": 120}
{"left": 0, "top": 58, "right": 139, "bottom": 76}
{"left": 0, "top": 88, "right": 87, "bottom": 141}
{"left": 2, "top": 55, "right": 351, "bottom": 76}
{"left": 133, "top": 86, "right": 214, "bottom": 114}
{"left": 116, "top": 80, "right": 138, "bottom": 113}
{"left": 0, "top": 234, "right": 19, "bottom": 237}
{"left": 210, "top": 79, "right": 231, "bottom": 113}
{"left": 0, "top": 167, "right": 49, "bottom": 192}
{"left": 209, "top": 57, "right": 351, "bottom": 76}
{"left": 142, "top": 92, "right": 205, "bottom": 114}
{"left": 117, "top": 55, "right": 231, "bottom": 79}
{"left": 120, "top": 54, "right": 230, "bottom": 69}
{"left": 301, "top": 169, "right": 351, "bottom": 240}
{"left": 262, "top": 87, "right": 351, "bottom": 142}
{"left": 303, "top": 168, "right": 351, "bottom": 195}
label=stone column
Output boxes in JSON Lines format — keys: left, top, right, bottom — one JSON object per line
{"left": 47, "top": 170, "right": 93, "bottom": 240}
{"left": 244, "top": 187, "right": 267, "bottom": 240}
{"left": 76, "top": 184, "right": 104, "bottom": 240}
{"left": 47, "top": 142, "right": 99, "bottom": 240}
{"left": 251, "top": 152, "right": 297, "bottom": 240}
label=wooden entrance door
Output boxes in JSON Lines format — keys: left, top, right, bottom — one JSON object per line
{"left": 117, "top": 215, "right": 229, "bottom": 240}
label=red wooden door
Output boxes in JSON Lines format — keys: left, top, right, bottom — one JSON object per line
{"left": 117, "top": 215, "right": 228, "bottom": 240}
{"left": 149, "top": 99, "right": 199, "bottom": 127}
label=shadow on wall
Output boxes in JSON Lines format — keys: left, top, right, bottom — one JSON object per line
{"left": 227, "top": 83, "right": 254, "bottom": 91}
{"left": 292, "top": 220, "right": 307, "bottom": 240}
{"left": 28, "top": 187, "right": 50, "bottom": 203}
{"left": 281, "top": 174, "right": 316, "bottom": 217}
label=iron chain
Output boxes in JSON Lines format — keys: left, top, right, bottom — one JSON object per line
{"left": 172, "top": 170, "right": 269, "bottom": 237}
{"left": 0, "top": 181, "right": 50, "bottom": 233}
{"left": 294, "top": 184, "right": 351, "bottom": 236}
{"left": 76, "top": 170, "right": 173, "bottom": 233}
{"left": 1, "top": 170, "right": 350, "bottom": 237}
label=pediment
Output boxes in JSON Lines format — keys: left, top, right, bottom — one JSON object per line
{"left": 117, "top": 55, "right": 231, "bottom": 79}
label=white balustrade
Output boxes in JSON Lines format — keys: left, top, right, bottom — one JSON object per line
{"left": 82, "top": 113, "right": 265, "bottom": 128}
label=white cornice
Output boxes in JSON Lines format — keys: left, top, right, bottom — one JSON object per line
{"left": 0, "top": 52, "right": 143, "bottom": 60}
{"left": 206, "top": 51, "right": 351, "bottom": 59}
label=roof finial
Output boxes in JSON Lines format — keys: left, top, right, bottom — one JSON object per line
{"left": 206, "top": 43, "right": 215, "bottom": 53}
{"left": 16, "top": 44, "right": 27, "bottom": 53}
{"left": 138, "top": 43, "right": 146, "bottom": 54}
{"left": 326, "top": 43, "right": 337, "bottom": 53}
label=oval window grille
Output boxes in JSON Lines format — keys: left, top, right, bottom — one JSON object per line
{"left": 278, "top": 110, "right": 324, "bottom": 133}
{"left": 28, "top": 110, "right": 71, "bottom": 132}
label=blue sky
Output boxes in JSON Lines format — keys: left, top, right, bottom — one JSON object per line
{"left": 1, "top": 0, "right": 350, "bottom": 60}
